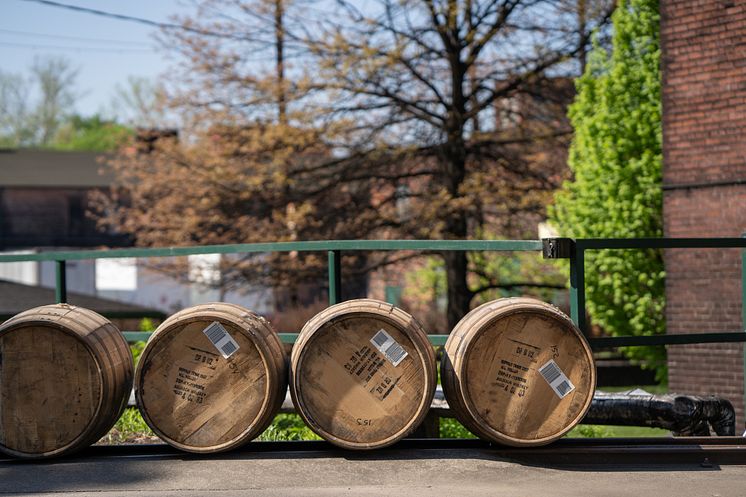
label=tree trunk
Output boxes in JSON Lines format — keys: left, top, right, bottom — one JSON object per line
{"left": 274, "top": 0, "right": 286, "bottom": 124}
{"left": 441, "top": 132, "right": 470, "bottom": 330}
{"left": 442, "top": 44, "right": 470, "bottom": 330}
{"left": 577, "top": 0, "right": 588, "bottom": 75}
{"left": 444, "top": 250, "right": 471, "bottom": 330}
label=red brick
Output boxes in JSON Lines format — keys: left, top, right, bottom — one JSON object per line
{"left": 662, "top": 1, "right": 746, "bottom": 428}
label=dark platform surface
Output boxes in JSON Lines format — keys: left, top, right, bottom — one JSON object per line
{"left": 1, "top": 438, "right": 746, "bottom": 496}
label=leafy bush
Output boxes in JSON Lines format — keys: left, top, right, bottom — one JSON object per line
{"left": 439, "top": 418, "right": 477, "bottom": 439}
{"left": 99, "top": 408, "right": 157, "bottom": 445}
{"left": 549, "top": 0, "right": 666, "bottom": 381}
{"left": 129, "top": 317, "right": 155, "bottom": 366}
{"left": 257, "top": 414, "right": 321, "bottom": 441}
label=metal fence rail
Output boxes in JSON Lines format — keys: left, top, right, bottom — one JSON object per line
{"left": 2, "top": 237, "right": 744, "bottom": 349}
{"left": 543, "top": 237, "right": 746, "bottom": 335}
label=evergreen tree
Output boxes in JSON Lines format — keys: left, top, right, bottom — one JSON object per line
{"left": 550, "top": 0, "right": 665, "bottom": 380}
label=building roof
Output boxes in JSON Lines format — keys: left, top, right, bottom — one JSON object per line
{"left": 0, "top": 149, "right": 114, "bottom": 188}
{"left": 0, "top": 279, "right": 164, "bottom": 320}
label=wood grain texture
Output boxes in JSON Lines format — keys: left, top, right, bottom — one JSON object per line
{"left": 290, "top": 299, "right": 436, "bottom": 450}
{"left": 0, "top": 304, "right": 133, "bottom": 459}
{"left": 135, "top": 303, "right": 287, "bottom": 453}
{"left": 442, "top": 297, "right": 595, "bottom": 447}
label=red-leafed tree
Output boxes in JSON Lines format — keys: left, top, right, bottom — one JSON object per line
{"left": 95, "top": 0, "right": 613, "bottom": 327}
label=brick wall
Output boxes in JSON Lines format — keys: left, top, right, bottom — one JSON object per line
{"left": 0, "top": 187, "right": 131, "bottom": 248}
{"left": 661, "top": 1, "right": 746, "bottom": 427}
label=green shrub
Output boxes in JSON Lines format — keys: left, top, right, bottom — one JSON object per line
{"left": 258, "top": 414, "right": 321, "bottom": 441}
{"left": 549, "top": 0, "right": 666, "bottom": 381}
{"left": 439, "top": 418, "right": 477, "bottom": 439}
{"left": 100, "top": 408, "right": 157, "bottom": 444}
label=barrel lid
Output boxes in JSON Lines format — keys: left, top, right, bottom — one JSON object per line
{"left": 448, "top": 298, "right": 595, "bottom": 446}
{"left": 135, "top": 307, "right": 281, "bottom": 453}
{"left": 291, "top": 299, "right": 436, "bottom": 449}
{"left": 0, "top": 323, "right": 104, "bottom": 457}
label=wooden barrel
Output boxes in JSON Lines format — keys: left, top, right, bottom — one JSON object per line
{"left": 0, "top": 304, "right": 133, "bottom": 459}
{"left": 290, "top": 299, "right": 436, "bottom": 450}
{"left": 441, "top": 297, "right": 595, "bottom": 446}
{"left": 135, "top": 303, "right": 287, "bottom": 453}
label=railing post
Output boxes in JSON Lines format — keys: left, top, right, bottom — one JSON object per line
{"left": 328, "top": 250, "right": 341, "bottom": 305}
{"left": 741, "top": 233, "right": 745, "bottom": 424}
{"left": 541, "top": 238, "right": 586, "bottom": 332}
{"left": 742, "top": 233, "right": 746, "bottom": 332}
{"left": 569, "top": 243, "right": 587, "bottom": 335}
{"left": 55, "top": 260, "right": 67, "bottom": 303}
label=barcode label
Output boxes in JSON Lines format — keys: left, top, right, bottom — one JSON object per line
{"left": 371, "top": 330, "right": 389, "bottom": 348}
{"left": 202, "top": 321, "right": 240, "bottom": 359}
{"left": 538, "top": 359, "right": 575, "bottom": 399}
{"left": 370, "top": 329, "right": 408, "bottom": 367}
{"left": 555, "top": 380, "right": 572, "bottom": 397}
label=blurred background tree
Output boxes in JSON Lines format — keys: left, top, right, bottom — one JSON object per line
{"left": 0, "top": 70, "right": 33, "bottom": 147}
{"left": 31, "top": 56, "right": 80, "bottom": 146}
{"left": 93, "top": 0, "right": 614, "bottom": 327}
{"left": 299, "top": 0, "right": 614, "bottom": 327}
{"left": 52, "top": 114, "right": 132, "bottom": 151}
{"left": 109, "top": 75, "right": 169, "bottom": 129}
{"left": 0, "top": 55, "right": 80, "bottom": 147}
{"left": 0, "top": 57, "right": 155, "bottom": 152}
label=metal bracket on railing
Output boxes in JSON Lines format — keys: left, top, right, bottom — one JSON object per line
{"left": 542, "top": 238, "right": 574, "bottom": 259}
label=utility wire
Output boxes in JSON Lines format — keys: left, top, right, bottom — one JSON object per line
{"left": 0, "top": 27, "right": 152, "bottom": 46}
{"left": 19, "top": 0, "right": 268, "bottom": 43}
{"left": 0, "top": 40, "right": 152, "bottom": 53}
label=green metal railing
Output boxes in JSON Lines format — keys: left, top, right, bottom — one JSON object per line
{"left": 1, "top": 237, "right": 744, "bottom": 349}
{"left": 549, "top": 237, "right": 746, "bottom": 346}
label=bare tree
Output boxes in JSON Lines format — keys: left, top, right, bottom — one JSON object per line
{"left": 110, "top": 76, "right": 168, "bottom": 128}
{"left": 297, "top": 0, "right": 613, "bottom": 326}
{"left": 31, "top": 56, "right": 79, "bottom": 145}
{"left": 96, "top": 0, "right": 613, "bottom": 326}
{"left": 0, "top": 71, "right": 32, "bottom": 146}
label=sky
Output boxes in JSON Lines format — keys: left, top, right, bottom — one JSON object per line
{"left": 1, "top": 0, "right": 183, "bottom": 117}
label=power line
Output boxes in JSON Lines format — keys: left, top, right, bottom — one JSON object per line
{"left": 0, "top": 40, "right": 152, "bottom": 53}
{"left": 20, "top": 0, "right": 188, "bottom": 31}
{"left": 0, "top": 27, "right": 152, "bottom": 46}
{"left": 19, "top": 0, "right": 269, "bottom": 44}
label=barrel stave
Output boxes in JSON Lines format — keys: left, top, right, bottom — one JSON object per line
{"left": 0, "top": 304, "right": 133, "bottom": 459}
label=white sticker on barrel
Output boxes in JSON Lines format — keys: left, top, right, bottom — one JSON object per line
{"left": 202, "top": 321, "right": 240, "bottom": 359}
{"left": 538, "top": 359, "right": 575, "bottom": 399}
{"left": 370, "top": 329, "right": 408, "bottom": 367}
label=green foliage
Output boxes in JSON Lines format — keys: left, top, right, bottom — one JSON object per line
{"left": 404, "top": 257, "right": 447, "bottom": 304}
{"left": 570, "top": 424, "right": 612, "bottom": 438}
{"left": 567, "top": 424, "right": 670, "bottom": 438}
{"left": 468, "top": 251, "right": 567, "bottom": 305}
{"left": 257, "top": 414, "right": 321, "bottom": 441}
{"left": 0, "top": 70, "right": 34, "bottom": 146}
{"left": 139, "top": 317, "right": 157, "bottom": 332}
{"left": 403, "top": 248, "right": 567, "bottom": 321}
{"left": 439, "top": 418, "right": 477, "bottom": 439}
{"left": 115, "top": 408, "right": 152, "bottom": 436}
{"left": 100, "top": 408, "right": 157, "bottom": 444}
{"left": 130, "top": 341, "right": 146, "bottom": 367}
{"left": 129, "top": 318, "right": 156, "bottom": 366}
{"left": 51, "top": 114, "right": 132, "bottom": 151}
{"left": 549, "top": 0, "right": 666, "bottom": 381}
